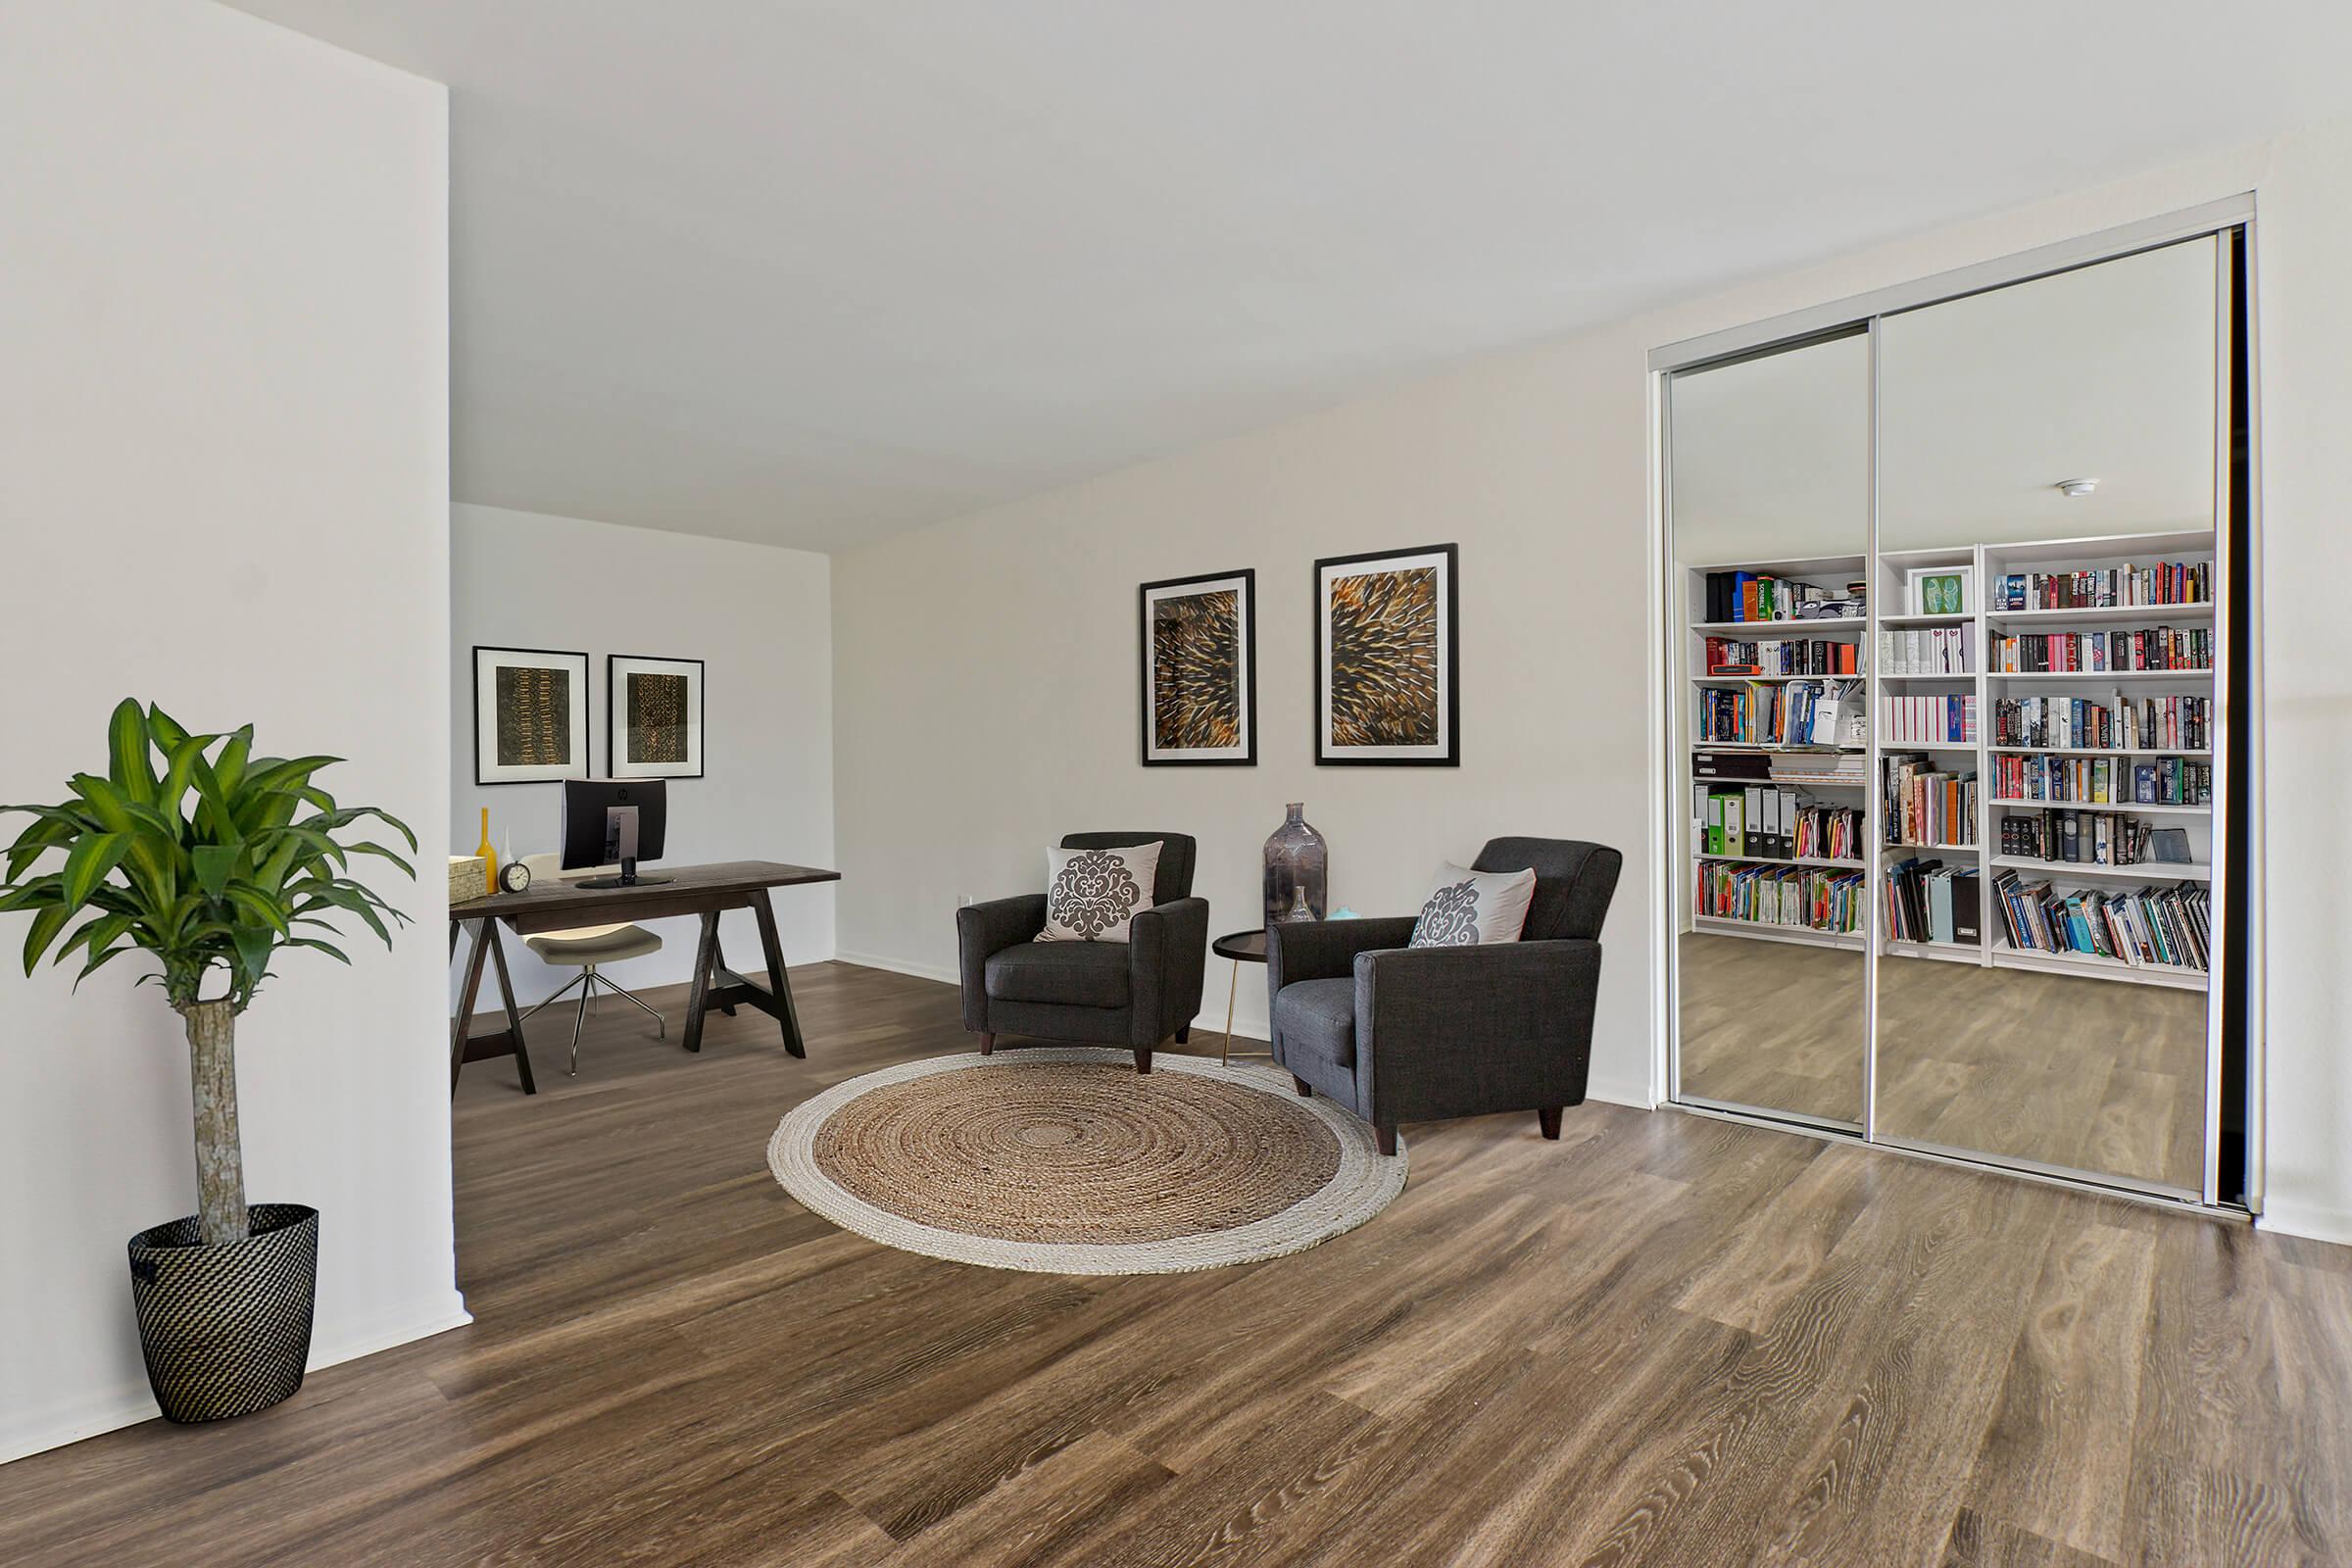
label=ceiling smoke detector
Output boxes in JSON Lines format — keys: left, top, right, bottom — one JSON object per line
{"left": 2056, "top": 478, "right": 2099, "bottom": 498}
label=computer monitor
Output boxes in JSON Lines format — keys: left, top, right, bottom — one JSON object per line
{"left": 561, "top": 778, "right": 671, "bottom": 888}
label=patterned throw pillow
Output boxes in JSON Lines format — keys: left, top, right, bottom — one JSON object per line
{"left": 1038, "top": 841, "right": 1164, "bottom": 943}
{"left": 1408, "top": 862, "right": 1538, "bottom": 948}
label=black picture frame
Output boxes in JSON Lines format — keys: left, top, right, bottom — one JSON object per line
{"left": 471, "top": 645, "right": 591, "bottom": 787}
{"left": 1312, "top": 543, "right": 1460, "bottom": 767}
{"left": 606, "top": 654, "right": 707, "bottom": 780}
{"left": 1138, "top": 568, "right": 1257, "bottom": 766}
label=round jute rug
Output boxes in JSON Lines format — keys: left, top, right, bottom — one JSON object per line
{"left": 765, "top": 1048, "right": 1407, "bottom": 1274}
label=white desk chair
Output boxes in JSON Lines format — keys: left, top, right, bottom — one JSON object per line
{"left": 513, "top": 855, "right": 665, "bottom": 1075}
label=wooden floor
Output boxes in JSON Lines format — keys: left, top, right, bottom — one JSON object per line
{"left": 5, "top": 961, "right": 2347, "bottom": 1566}
{"left": 1680, "top": 932, "right": 2207, "bottom": 1190}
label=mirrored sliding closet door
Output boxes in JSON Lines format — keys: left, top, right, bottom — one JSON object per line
{"left": 1663, "top": 215, "right": 2242, "bottom": 1202}
{"left": 1873, "top": 238, "right": 2223, "bottom": 1196}
{"left": 1669, "top": 330, "right": 1872, "bottom": 1129}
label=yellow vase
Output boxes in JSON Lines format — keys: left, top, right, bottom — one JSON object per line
{"left": 475, "top": 807, "right": 498, "bottom": 886}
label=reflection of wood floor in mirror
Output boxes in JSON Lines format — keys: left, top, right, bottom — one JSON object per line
{"left": 1678, "top": 932, "right": 2206, "bottom": 1191}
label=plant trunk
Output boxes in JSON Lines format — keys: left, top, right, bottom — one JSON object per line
{"left": 181, "top": 1000, "right": 248, "bottom": 1246}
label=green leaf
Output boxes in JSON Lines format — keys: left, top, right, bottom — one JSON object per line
{"left": 23, "top": 905, "right": 72, "bottom": 974}
{"left": 73, "top": 942, "right": 135, "bottom": 989}
{"left": 192, "top": 845, "right": 239, "bottom": 897}
{"left": 106, "top": 700, "right": 157, "bottom": 806}
{"left": 213, "top": 726, "right": 254, "bottom": 797}
{"left": 224, "top": 885, "right": 291, "bottom": 936}
{"left": 287, "top": 938, "right": 351, "bottom": 964}
{"left": 231, "top": 925, "right": 273, "bottom": 990}
{"left": 343, "top": 841, "right": 416, "bottom": 878}
{"left": 58, "top": 833, "right": 129, "bottom": 911}
{"left": 184, "top": 751, "right": 242, "bottom": 849}
{"left": 146, "top": 704, "right": 192, "bottom": 751}
{"left": 0, "top": 876, "right": 65, "bottom": 913}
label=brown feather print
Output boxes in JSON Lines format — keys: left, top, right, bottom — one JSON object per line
{"left": 1151, "top": 589, "right": 1241, "bottom": 749}
{"left": 1328, "top": 567, "right": 1439, "bottom": 747}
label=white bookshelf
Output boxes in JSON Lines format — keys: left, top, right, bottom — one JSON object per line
{"left": 1686, "top": 530, "right": 2219, "bottom": 992}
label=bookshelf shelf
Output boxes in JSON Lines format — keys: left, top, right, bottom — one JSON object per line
{"left": 1884, "top": 938, "right": 1981, "bottom": 965}
{"left": 1692, "top": 915, "right": 1863, "bottom": 950}
{"left": 1986, "top": 746, "right": 2211, "bottom": 758}
{"left": 1690, "top": 618, "right": 1866, "bottom": 635}
{"left": 1880, "top": 613, "right": 1974, "bottom": 629}
{"left": 1987, "top": 669, "right": 2212, "bottom": 682}
{"left": 1987, "top": 855, "right": 2210, "bottom": 884}
{"left": 1990, "top": 798, "right": 2209, "bottom": 816}
{"left": 1694, "top": 673, "right": 1839, "bottom": 686}
{"left": 1885, "top": 841, "right": 1979, "bottom": 854}
{"left": 1695, "top": 852, "right": 1868, "bottom": 870}
{"left": 1985, "top": 603, "right": 2213, "bottom": 628}
{"left": 1990, "top": 944, "right": 2209, "bottom": 992}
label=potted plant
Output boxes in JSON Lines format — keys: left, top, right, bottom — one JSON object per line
{"left": 0, "top": 700, "right": 415, "bottom": 1424}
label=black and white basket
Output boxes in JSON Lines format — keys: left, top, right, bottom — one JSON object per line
{"left": 126, "top": 1203, "right": 318, "bottom": 1424}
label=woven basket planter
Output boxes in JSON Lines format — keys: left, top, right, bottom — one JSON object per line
{"left": 125, "top": 1202, "right": 318, "bottom": 1424}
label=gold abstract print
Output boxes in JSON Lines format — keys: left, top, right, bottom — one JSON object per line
{"left": 627, "top": 672, "right": 691, "bottom": 763}
{"left": 1327, "top": 567, "right": 1439, "bottom": 747}
{"left": 494, "top": 666, "right": 571, "bottom": 766}
{"left": 1152, "top": 589, "right": 1241, "bottom": 750}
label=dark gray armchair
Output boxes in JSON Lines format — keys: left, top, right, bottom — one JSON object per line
{"left": 1266, "top": 837, "right": 1621, "bottom": 1153}
{"left": 956, "top": 832, "right": 1209, "bottom": 1073}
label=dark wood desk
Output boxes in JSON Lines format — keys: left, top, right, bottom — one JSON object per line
{"left": 449, "top": 859, "right": 842, "bottom": 1095}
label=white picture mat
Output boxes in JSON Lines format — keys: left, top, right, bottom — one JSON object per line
{"left": 1143, "top": 572, "right": 1252, "bottom": 760}
{"left": 473, "top": 648, "right": 589, "bottom": 784}
{"left": 609, "top": 655, "right": 704, "bottom": 778}
{"left": 1318, "top": 548, "right": 1453, "bottom": 760}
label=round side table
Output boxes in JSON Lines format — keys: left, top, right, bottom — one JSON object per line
{"left": 1211, "top": 928, "right": 1269, "bottom": 1067}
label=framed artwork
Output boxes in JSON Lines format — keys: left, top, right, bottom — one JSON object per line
{"left": 1906, "top": 565, "right": 1975, "bottom": 616}
{"left": 1314, "top": 543, "right": 1458, "bottom": 766}
{"left": 1139, "top": 569, "right": 1256, "bottom": 765}
{"left": 608, "top": 654, "right": 705, "bottom": 779}
{"left": 472, "top": 646, "right": 590, "bottom": 786}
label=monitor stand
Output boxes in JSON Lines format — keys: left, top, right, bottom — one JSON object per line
{"left": 577, "top": 858, "right": 673, "bottom": 891}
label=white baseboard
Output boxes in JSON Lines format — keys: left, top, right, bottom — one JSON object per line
{"left": 2256, "top": 1200, "right": 2352, "bottom": 1249}
{"left": 0, "top": 1291, "right": 471, "bottom": 1468}
{"left": 834, "top": 949, "right": 958, "bottom": 987}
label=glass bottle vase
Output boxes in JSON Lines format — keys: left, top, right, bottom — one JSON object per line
{"left": 1262, "top": 803, "right": 1327, "bottom": 927}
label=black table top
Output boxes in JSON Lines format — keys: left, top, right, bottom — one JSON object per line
{"left": 1213, "top": 929, "right": 1268, "bottom": 962}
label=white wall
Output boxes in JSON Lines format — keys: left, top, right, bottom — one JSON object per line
{"left": 0, "top": 0, "right": 454, "bottom": 1461}
{"left": 451, "top": 504, "right": 835, "bottom": 1010}
{"left": 835, "top": 127, "right": 2352, "bottom": 1244}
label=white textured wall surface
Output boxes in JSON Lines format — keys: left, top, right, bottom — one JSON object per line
{"left": 0, "top": 0, "right": 454, "bottom": 1460}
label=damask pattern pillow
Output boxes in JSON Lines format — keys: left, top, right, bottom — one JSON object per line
{"left": 1038, "top": 841, "right": 1163, "bottom": 943}
{"left": 1407, "top": 862, "right": 1537, "bottom": 948}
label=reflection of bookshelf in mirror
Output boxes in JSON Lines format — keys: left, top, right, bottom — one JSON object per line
{"left": 1686, "top": 530, "right": 2218, "bottom": 992}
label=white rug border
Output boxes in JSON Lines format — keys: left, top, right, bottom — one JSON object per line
{"left": 765, "top": 1048, "right": 1408, "bottom": 1275}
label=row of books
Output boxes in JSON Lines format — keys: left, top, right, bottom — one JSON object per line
{"left": 1990, "top": 755, "right": 2214, "bottom": 807}
{"left": 1885, "top": 755, "right": 1978, "bottom": 847}
{"left": 1696, "top": 861, "right": 1865, "bottom": 935}
{"left": 1880, "top": 694, "right": 1977, "bottom": 746}
{"left": 1991, "top": 871, "right": 2211, "bottom": 970}
{"left": 1990, "top": 694, "right": 2211, "bottom": 752}
{"left": 1885, "top": 858, "right": 1982, "bottom": 947}
{"left": 1879, "top": 626, "right": 1972, "bottom": 675}
{"left": 1695, "top": 787, "right": 1864, "bottom": 861}
{"left": 1702, "top": 635, "right": 1861, "bottom": 676}
{"left": 1988, "top": 626, "right": 2213, "bottom": 673}
{"left": 1700, "top": 571, "right": 1858, "bottom": 624}
{"left": 1695, "top": 678, "right": 1861, "bottom": 749}
{"left": 1987, "top": 561, "right": 2210, "bottom": 611}
{"left": 1999, "top": 808, "right": 2180, "bottom": 867}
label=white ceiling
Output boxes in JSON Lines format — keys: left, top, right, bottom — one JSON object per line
{"left": 224, "top": 1, "right": 2350, "bottom": 554}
